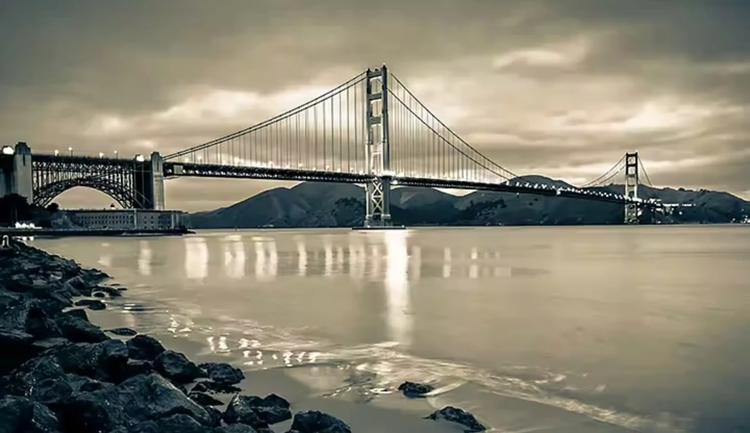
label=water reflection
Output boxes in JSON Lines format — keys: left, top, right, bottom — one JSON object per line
{"left": 137, "top": 240, "right": 152, "bottom": 276}
{"left": 443, "top": 247, "right": 452, "bottom": 279}
{"left": 98, "top": 242, "right": 112, "bottom": 268}
{"left": 384, "top": 231, "right": 412, "bottom": 345}
{"left": 296, "top": 240, "right": 307, "bottom": 276}
{"left": 223, "top": 235, "right": 246, "bottom": 279}
{"left": 324, "top": 240, "right": 333, "bottom": 277}
{"left": 253, "top": 237, "right": 278, "bottom": 281}
{"left": 184, "top": 237, "right": 208, "bottom": 280}
{"left": 179, "top": 234, "right": 521, "bottom": 282}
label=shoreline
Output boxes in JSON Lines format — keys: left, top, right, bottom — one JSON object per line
{"left": 0, "top": 240, "right": 485, "bottom": 433}
{"left": 0, "top": 228, "right": 193, "bottom": 238}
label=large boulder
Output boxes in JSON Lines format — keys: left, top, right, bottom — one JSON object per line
{"left": 127, "top": 335, "right": 166, "bottom": 361}
{"left": 24, "top": 303, "right": 63, "bottom": 340}
{"left": 0, "top": 297, "right": 38, "bottom": 375}
{"left": 426, "top": 406, "right": 486, "bottom": 432}
{"left": 54, "top": 311, "right": 109, "bottom": 343}
{"left": 223, "top": 394, "right": 291, "bottom": 427}
{"left": 200, "top": 362, "right": 245, "bottom": 385}
{"left": 49, "top": 340, "right": 129, "bottom": 383}
{"left": 56, "top": 386, "right": 128, "bottom": 433}
{"left": 116, "top": 374, "right": 214, "bottom": 426}
{"left": 154, "top": 350, "right": 207, "bottom": 383}
{"left": 0, "top": 396, "right": 61, "bottom": 433}
{"left": 1, "top": 356, "right": 67, "bottom": 397}
{"left": 57, "top": 373, "right": 214, "bottom": 433}
{"left": 289, "top": 410, "right": 351, "bottom": 433}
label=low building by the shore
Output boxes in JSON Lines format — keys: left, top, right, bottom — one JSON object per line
{"left": 63, "top": 209, "right": 186, "bottom": 231}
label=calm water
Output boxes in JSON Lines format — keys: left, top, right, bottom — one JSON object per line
{"left": 35, "top": 226, "right": 750, "bottom": 433}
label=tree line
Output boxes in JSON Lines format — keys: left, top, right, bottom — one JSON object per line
{"left": 0, "top": 194, "right": 59, "bottom": 227}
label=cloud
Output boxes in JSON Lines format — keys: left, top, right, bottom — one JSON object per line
{"left": 1, "top": 0, "right": 748, "bottom": 210}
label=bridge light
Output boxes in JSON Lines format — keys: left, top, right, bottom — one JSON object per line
{"left": 1, "top": 146, "right": 13, "bottom": 155}
{"left": 135, "top": 154, "right": 145, "bottom": 162}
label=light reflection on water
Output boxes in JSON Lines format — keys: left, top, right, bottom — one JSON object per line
{"left": 30, "top": 226, "right": 750, "bottom": 433}
{"left": 151, "top": 231, "right": 526, "bottom": 283}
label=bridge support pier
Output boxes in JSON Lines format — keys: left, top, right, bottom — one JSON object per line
{"left": 132, "top": 152, "right": 166, "bottom": 210}
{"left": 150, "top": 152, "right": 166, "bottom": 210}
{"left": 624, "top": 152, "right": 639, "bottom": 225}
{"left": 363, "top": 65, "right": 392, "bottom": 228}
{"left": 0, "top": 142, "right": 33, "bottom": 204}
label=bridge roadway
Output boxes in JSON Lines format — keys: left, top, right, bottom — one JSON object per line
{"left": 26, "top": 153, "right": 655, "bottom": 210}
{"left": 164, "top": 161, "right": 649, "bottom": 207}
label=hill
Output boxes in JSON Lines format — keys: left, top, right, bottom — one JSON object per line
{"left": 186, "top": 178, "right": 750, "bottom": 228}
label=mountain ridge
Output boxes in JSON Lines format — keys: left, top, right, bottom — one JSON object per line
{"left": 187, "top": 176, "right": 750, "bottom": 228}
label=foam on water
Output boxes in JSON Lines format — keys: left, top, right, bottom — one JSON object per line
{"left": 101, "top": 300, "right": 692, "bottom": 433}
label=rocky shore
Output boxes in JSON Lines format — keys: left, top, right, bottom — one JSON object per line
{"left": 0, "top": 240, "right": 486, "bottom": 433}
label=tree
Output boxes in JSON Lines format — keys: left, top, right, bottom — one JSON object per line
{"left": 0, "top": 194, "right": 34, "bottom": 226}
{"left": 46, "top": 202, "right": 60, "bottom": 214}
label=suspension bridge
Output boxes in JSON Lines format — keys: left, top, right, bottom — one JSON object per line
{"left": 0, "top": 65, "right": 661, "bottom": 226}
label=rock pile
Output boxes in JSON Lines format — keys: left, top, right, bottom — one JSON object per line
{"left": 0, "top": 239, "right": 486, "bottom": 432}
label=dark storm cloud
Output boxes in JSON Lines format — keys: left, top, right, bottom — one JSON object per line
{"left": 0, "top": 0, "right": 748, "bottom": 209}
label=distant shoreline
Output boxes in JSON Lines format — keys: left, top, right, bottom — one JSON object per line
{"left": 0, "top": 227, "right": 193, "bottom": 238}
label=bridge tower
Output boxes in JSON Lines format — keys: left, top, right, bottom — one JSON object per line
{"left": 624, "top": 151, "right": 639, "bottom": 225}
{"left": 132, "top": 152, "right": 166, "bottom": 210}
{"left": 364, "top": 65, "right": 392, "bottom": 227}
{"left": 0, "top": 142, "right": 33, "bottom": 203}
{"left": 149, "top": 151, "right": 166, "bottom": 210}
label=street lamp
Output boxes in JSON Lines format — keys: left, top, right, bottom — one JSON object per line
{"left": 114, "top": 151, "right": 118, "bottom": 158}
{"left": 54, "top": 149, "right": 59, "bottom": 156}
{"left": 2, "top": 146, "right": 14, "bottom": 155}
{"left": 135, "top": 154, "right": 145, "bottom": 162}
{"left": 68, "top": 147, "right": 73, "bottom": 156}
{"left": 99, "top": 152, "right": 104, "bottom": 158}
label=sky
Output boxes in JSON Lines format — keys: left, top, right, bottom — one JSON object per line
{"left": 1, "top": 0, "right": 749, "bottom": 211}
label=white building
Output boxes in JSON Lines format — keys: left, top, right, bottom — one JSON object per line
{"left": 65, "top": 209, "right": 185, "bottom": 231}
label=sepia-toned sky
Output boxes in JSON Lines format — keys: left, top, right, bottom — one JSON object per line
{"left": 1, "top": 0, "right": 749, "bottom": 211}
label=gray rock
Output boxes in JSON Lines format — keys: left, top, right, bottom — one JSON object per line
{"left": 289, "top": 410, "right": 351, "bottom": 433}
{"left": 54, "top": 311, "right": 109, "bottom": 343}
{"left": 215, "top": 424, "right": 260, "bottom": 432}
{"left": 74, "top": 299, "right": 107, "bottom": 311}
{"left": 116, "top": 373, "right": 213, "bottom": 426}
{"left": 200, "top": 362, "right": 245, "bottom": 385}
{"left": 397, "top": 381, "right": 434, "bottom": 398}
{"left": 191, "top": 380, "right": 242, "bottom": 394}
{"left": 426, "top": 406, "right": 486, "bottom": 432}
{"left": 223, "top": 394, "right": 291, "bottom": 427}
{"left": 1, "top": 356, "right": 67, "bottom": 397}
{"left": 107, "top": 327, "right": 137, "bottom": 336}
{"left": 50, "top": 340, "right": 128, "bottom": 382}
{"left": 188, "top": 391, "right": 224, "bottom": 406}
{"left": 127, "top": 335, "right": 166, "bottom": 361}
{"left": 155, "top": 413, "right": 207, "bottom": 433}
{"left": 25, "top": 304, "right": 62, "bottom": 340}
{"left": 0, "top": 396, "right": 61, "bottom": 433}
{"left": 154, "top": 350, "right": 207, "bottom": 383}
